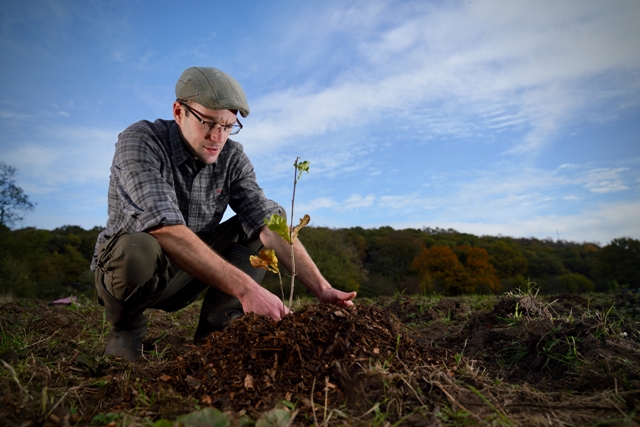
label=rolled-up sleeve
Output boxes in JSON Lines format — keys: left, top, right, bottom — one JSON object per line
{"left": 111, "top": 128, "right": 186, "bottom": 232}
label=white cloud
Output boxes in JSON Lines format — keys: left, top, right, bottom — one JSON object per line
{"left": 342, "top": 194, "right": 376, "bottom": 210}
{"left": 303, "top": 197, "right": 338, "bottom": 211}
{"left": 242, "top": 0, "right": 640, "bottom": 158}
{"left": 3, "top": 125, "right": 117, "bottom": 195}
{"left": 578, "top": 167, "right": 631, "bottom": 194}
{"left": 388, "top": 199, "right": 640, "bottom": 245}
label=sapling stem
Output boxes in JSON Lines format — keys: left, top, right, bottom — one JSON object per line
{"left": 288, "top": 157, "right": 300, "bottom": 310}
{"left": 250, "top": 157, "right": 310, "bottom": 312}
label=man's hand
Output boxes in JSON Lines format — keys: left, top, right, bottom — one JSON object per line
{"left": 259, "top": 224, "right": 357, "bottom": 308}
{"left": 318, "top": 288, "right": 357, "bottom": 307}
{"left": 150, "top": 224, "right": 292, "bottom": 321}
{"left": 238, "top": 285, "right": 290, "bottom": 321}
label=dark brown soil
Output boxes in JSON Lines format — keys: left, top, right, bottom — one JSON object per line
{"left": 2, "top": 293, "right": 640, "bottom": 426}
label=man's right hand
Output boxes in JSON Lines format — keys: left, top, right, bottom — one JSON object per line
{"left": 150, "top": 224, "right": 290, "bottom": 320}
{"left": 238, "top": 283, "right": 290, "bottom": 320}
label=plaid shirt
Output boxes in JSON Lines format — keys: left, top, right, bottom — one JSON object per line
{"left": 92, "top": 119, "right": 282, "bottom": 270}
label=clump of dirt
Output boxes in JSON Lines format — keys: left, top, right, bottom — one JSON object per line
{"left": 153, "top": 304, "right": 446, "bottom": 419}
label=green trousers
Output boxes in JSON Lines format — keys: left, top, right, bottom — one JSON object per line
{"left": 94, "top": 216, "right": 262, "bottom": 328}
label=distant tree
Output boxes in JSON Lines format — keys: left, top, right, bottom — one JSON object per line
{"left": 488, "top": 240, "right": 528, "bottom": 279}
{"left": 0, "top": 225, "right": 98, "bottom": 299}
{"left": 593, "top": 238, "right": 640, "bottom": 288}
{"left": 558, "top": 273, "right": 595, "bottom": 294}
{"left": 0, "top": 162, "right": 35, "bottom": 228}
{"left": 454, "top": 245, "right": 501, "bottom": 293}
{"left": 411, "top": 246, "right": 467, "bottom": 293}
{"left": 366, "top": 229, "right": 424, "bottom": 286}
{"left": 523, "top": 247, "right": 566, "bottom": 278}
{"left": 298, "top": 227, "right": 365, "bottom": 293}
{"left": 411, "top": 245, "right": 501, "bottom": 294}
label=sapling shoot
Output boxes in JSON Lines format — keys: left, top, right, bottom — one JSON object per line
{"left": 250, "top": 158, "right": 310, "bottom": 311}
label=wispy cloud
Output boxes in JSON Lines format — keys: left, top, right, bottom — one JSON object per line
{"left": 242, "top": 0, "right": 640, "bottom": 158}
{"left": 391, "top": 199, "right": 640, "bottom": 245}
{"left": 581, "top": 168, "right": 631, "bottom": 194}
{"left": 2, "top": 125, "right": 117, "bottom": 195}
{"left": 1, "top": 0, "right": 639, "bottom": 243}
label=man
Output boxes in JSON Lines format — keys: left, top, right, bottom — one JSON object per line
{"left": 92, "top": 67, "right": 356, "bottom": 361}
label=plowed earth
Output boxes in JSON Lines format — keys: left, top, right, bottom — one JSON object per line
{"left": 1, "top": 293, "right": 640, "bottom": 426}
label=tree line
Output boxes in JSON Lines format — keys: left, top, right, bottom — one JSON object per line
{"left": 282, "top": 226, "right": 639, "bottom": 298}
{"left": 2, "top": 162, "right": 637, "bottom": 300}
{"left": 1, "top": 223, "right": 638, "bottom": 301}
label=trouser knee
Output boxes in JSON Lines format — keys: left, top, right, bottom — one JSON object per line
{"left": 96, "top": 232, "right": 168, "bottom": 302}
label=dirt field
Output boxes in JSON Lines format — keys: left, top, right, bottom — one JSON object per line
{"left": 1, "top": 292, "right": 640, "bottom": 426}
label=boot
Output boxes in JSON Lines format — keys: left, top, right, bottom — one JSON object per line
{"left": 104, "top": 314, "right": 148, "bottom": 361}
{"left": 99, "top": 290, "right": 149, "bottom": 361}
{"left": 193, "top": 244, "right": 266, "bottom": 344}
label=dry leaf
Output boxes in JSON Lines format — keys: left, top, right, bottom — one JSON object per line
{"left": 244, "top": 374, "right": 255, "bottom": 390}
{"left": 250, "top": 249, "right": 279, "bottom": 274}
{"left": 290, "top": 214, "right": 311, "bottom": 241}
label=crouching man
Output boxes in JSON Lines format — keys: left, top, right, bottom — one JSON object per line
{"left": 91, "top": 66, "right": 356, "bottom": 361}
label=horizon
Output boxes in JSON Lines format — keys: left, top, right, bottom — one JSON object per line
{"left": 1, "top": 1, "right": 639, "bottom": 247}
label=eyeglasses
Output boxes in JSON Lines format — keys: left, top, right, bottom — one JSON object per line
{"left": 178, "top": 101, "right": 243, "bottom": 135}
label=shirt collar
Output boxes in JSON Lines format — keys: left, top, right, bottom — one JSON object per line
{"left": 169, "top": 121, "right": 193, "bottom": 166}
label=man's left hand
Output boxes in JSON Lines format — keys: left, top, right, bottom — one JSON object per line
{"left": 318, "top": 288, "right": 357, "bottom": 307}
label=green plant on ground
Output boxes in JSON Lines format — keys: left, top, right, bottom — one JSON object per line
{"left": 504, "top": 280, "right": 539, "bottom": 299}
{"left": 540, "top": 335, "right": 583, "bottom": 371}
{"left": 91, "top": 412, "right": 125, "bottom": 425}
{"left": 251, "top": 157, "right": 310, "bottom": 310}
{"left": 495, "top": 341, "right": 529, "bottom": 370}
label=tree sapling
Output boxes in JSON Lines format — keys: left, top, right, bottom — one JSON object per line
{"left": 250, "top": 158, "right": 310, "bottom": 311}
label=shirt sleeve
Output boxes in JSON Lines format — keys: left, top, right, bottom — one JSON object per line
{"left": 111, "top": 127, "right": 186, "bottom": 232}
{"left": 226, "top": 147, "right": 284, "bottom": 238}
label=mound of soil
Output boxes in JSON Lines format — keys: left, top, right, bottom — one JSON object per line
{"left": 2, "top": 294, "right": 640, "bottom": 426}
{"left": 138, "top": 303, "right": 454, "bottom": 422}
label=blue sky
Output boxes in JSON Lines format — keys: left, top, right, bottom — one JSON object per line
{"left": 1, "top": 0, "right": 639, "bottom": 245}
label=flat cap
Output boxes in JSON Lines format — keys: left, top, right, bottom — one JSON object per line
{"left": 175, "top": 67, "right": 250, "bottom": 117}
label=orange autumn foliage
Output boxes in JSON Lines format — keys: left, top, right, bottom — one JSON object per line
{"left": 411, "top": 245, "right": 501, "bottom": 294}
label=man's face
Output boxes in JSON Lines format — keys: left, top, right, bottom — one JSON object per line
{"left": 173, "top": 101, "right": 239, "bottom": 164}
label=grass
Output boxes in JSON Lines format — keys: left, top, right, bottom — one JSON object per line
{"left": 2, "top": 292, "right": 640, "bottom": 426}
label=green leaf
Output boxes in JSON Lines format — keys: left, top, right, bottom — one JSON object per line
{"left": 265, "top": 214, "right": 290, "bottom": 243}
{"left": 255, "top": 408, "right": 292, "bottom": 427}
{"left": 76, "top": 352, "right": 99, "bottom": 375}
{"left": 175, "top": 407, "right": 232, "bottom": 427}
{"left": 296, "top": 160, "right": 310, "bottom": 181}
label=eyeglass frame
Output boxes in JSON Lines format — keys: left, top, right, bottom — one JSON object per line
{"left": 177, "top": 100, "right": 243, "bottom": 135}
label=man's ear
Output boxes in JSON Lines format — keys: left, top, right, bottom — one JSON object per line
{"left": 173, "top": 101, "right": 185, "bottom": 125}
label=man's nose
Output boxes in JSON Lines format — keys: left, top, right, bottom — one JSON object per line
{"left": 208, "top": 128, "right": 225, "bottom": 142}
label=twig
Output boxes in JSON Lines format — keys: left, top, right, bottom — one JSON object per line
{"left": 311, "top": 377, "right": 318, "bottom": 427}
{"left": 2, "top": 359, "right": 28, "bottom": 398}
{"left": 425, "top": 374, "right": 486, "bottom": 425}
{"left": 400, "top": 376, "right": 426, "bottom": 406}
{"left": 324, "top": 376, "right": 329, "bottom": 426}
{"left": 20, "top": 328, "right": 61, "bottom": 350}
{"left": 465, "top": 383, "right": 511, "bottom": 425}
{"left": 72, "top": 387, "right": 86, "bottom": 413}
{"left": 46, "top": 386, "right": 81, "bottom": 419}
{"left": 358, "top": 402, "right": 380, "bottom": 418}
